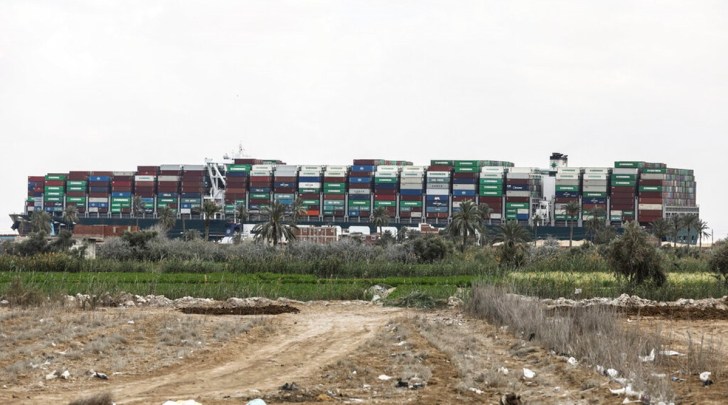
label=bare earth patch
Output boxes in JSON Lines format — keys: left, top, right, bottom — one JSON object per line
{"left": 0, "top": 300, "right": 726, "bottom": 404}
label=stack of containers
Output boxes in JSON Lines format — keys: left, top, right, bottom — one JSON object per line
{"left": 157, "top": 165, "right": 181, "bottom": 212}
{"left": 611, "top": 162, "right": 640, "bottom": 223}
{"left": 661, "top": 168, "right": 696, "bottom": 209}
{"left": 554, "top": 168, "right": 581, "bottom": 224}
{"left": 451, "top": 160, "right": 479, "bottom": 213}
{"left": 322, "top": 165, "right": 347, "bottom": 218}
{"left": 26, "top": 176, "right": 45, "bottom": 213}
{"left": 479, "top": 167, "right": 506, "bottom": 223}
{"left": 399, "top": 166, "right": 425, "bottom": 220}
{"left": 273, "top": 165, "right": 298, "bottom": 210}
{"left": 637, "top": 163, "right": 668, "bottom": 224}
{"left": 249, "top": 165, "right": 274, "bottom": 214}
{"left": 298, "top": 165, "right": 322, "bottom": 217}
{"left": 111, "top": 172, "right": 134, "bottom": 215}
{"left": 180, "top": 165, "right": 206, "bottom": 215}
{"left": 65, "top": 171, "right": 88, "bottom": 214}
{"left": 88, "top": 173, "right": 111, "bottom": 214}
{"left": 135, "top": 166, "right": 158, "bottom": 214}
{"left": 505, "top": 168, "right": 534, "bottom": 222}
{"left": 426, "top": 161, "right": 452, "bottom": 220}
{"left": 348, "top": 163, "right": 375, "bottom": 219}
{"left": 581, "top": 168, "right": 610, "bottom": 221}
{"left": 373, "top": 165, "right": 398, "bottom": 218}
{"left": 224, "top": 163, "right": 250, "bottom": 215}
{"left": 44, "top": 173, "right": 66, "bottom": 213}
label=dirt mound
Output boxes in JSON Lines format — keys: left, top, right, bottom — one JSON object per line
{"left": 179, "top": 304, "right": 300, "bottom": 315}
{"left": 619, "top": 305, "right": 728, "bottom": 320}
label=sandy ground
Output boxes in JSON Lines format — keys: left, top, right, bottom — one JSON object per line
{"left": 0, "top": 301, "right": 726, "bottom": 404}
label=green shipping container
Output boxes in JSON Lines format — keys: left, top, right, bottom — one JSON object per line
{"left": 374, "top": 177, "right": 398, "bottom": 184}
{"left": 639, "top": 186, "right": 663, "bottom": 192}
{"left": 453, "top": 167, "right": 477, "bottom": 173}
{"left": 349, "top": 200, "right": 371, "bottom": 207}
{"left": 479, "top": 190, "right": 503, "bottom": 197}
{"left": 226, "top": 164, "right": 251, "bottom": 172}
{"left": 506, "top": 202, "right": 529, "bottom": 208}
{"left": 250, "top": 193, "right": 270, "bottom": 199}
{"left": 479, "top": 178, "right": 504, "bottom": 185}
{"left": 612, "top": 181, "right": 636, "bottom": 187}
{"left": 400, "top": 201, "right": 423, "bottom": 207}
{"left": 44, "top": 196, "right": 63, "bottom": 202}
{"left": 583, "top": 192, "right": 608, "bottom": 198}
{"left": 642, "top": 167, "right": 667, "bottom": 174}
{"left": 555, "top": 185, "right": 579, "bottom": 192}
{"left": 66, "top": 197, "right": 86, "bottom": 203}
{"left": 374, "top": 201, "right": 396, "bottom": 207}
{"left": 45, "top": 174, "right": 67, "bottom": 181}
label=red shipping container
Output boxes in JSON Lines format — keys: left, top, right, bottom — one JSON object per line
{"left": 324, "top": 194, "right": 345, "bottom": 200}
{"left": 453, "top": 172, "right": 479, "bottom": 179}
{"left": 275, "top": 176, "right": 297, "bottom": 182}
{"left": 427, "top": 165, "right": 452, "bottom": 171}
{"left": 374, "top": 194, "right": 396, "bottom": 201}
{"left": 45, "top": 180, "right": 65, "bottom": 187}
{"left": 399, "top": 195, "right": 422, "bottom": 201}
{"left": 305, "top": 210, "right": 320, "bottom": 216}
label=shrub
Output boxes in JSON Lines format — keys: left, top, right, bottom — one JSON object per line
{"left": 604, "top": 221, "right": 666, "bottom": 286}
{"left": 708, "top": 241, "right": 728, "bottom": 285}
{"left": 412, "top": 236, "right": 452, "bottom": 263}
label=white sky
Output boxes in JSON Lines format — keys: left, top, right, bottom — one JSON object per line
{"left": 1, "top": 1, "right": 727, "bottom": 238}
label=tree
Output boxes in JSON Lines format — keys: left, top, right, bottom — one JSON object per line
{"left": 202, "top": 200, "right": 221, "bottom": 241}
{"left": 649, "top": 218, "right": 670, "bottom": 247}
{"left": 682, "top": 214, "right": 700, "bottom": 248}
{"left": 668, "top": 215, "right": 684, "bottom": 248}
{"left": 252, "top": 201, "right": 296, "bottom": 246}
{"left": 396, "top": 226, "right": 409, "bottom": 243}
{"left": 412, "top": 235, "right": 452, "bottom": 263}
{"left": 447, "top": 200, "right": 482, "bottom": 252}
{"left": 708, "top": 240, "right": 728, "bottom": 286}
{"left": 50, "top": 229, "right": 75, "bottom": 252}
{"left": 132, "top": 195, "right": 146, "bottom": 227}
{"left": 492, "top": 220, "right": 531, "bottom": 267}
{"left": 61, "top": 205, "right": 79, "bottom": 231}
{"left": 156, "top": 207, "right": 176, "bottom": 233}
{"left": 371, "top": 206, "right": 390, "bottom": 235}
{"left": 584, "top": 208, "right": 606, "bottom": 244}
{"left": 564, "top": 201, "right": 580, "bottom": 248}
{"left": 605, "top": 221, "right": 665, "bottom": 286}
{"left": 235, "top": 203, "right": 249, "bottom": 223}
{"left": 696, "top": 219, "right": 710, "bottom": 250}
{"left": 478, "top": 202, "right": 493, "bottom": 225}
{"left": 30, "top": 211, "right": 52, "bottom": 234}
{"left": 291, "top": 197, "right": 307, "bottom": 224}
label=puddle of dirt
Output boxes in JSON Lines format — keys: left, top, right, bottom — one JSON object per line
{"left": 178, "top": 305, "right": 300, "bottom": 315}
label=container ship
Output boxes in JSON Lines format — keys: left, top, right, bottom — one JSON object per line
{"left": 13, "top": 153, "right": 699, "bottom": 239}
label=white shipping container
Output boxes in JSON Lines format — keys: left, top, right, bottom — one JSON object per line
{"left": 402, "top": 166, "right": 426, "bottom": 172}
{"left": 348, "top": 189, "right": 371, "bottom": 195}
{"left": 89, "top": 197, "right": 109, "bottom": 203}
{"left": 325, "top": 165, "right": 348, "bottom": 171}
{"left": 300, "top": 165, "right": 322, "bottom": 171}
{"left": 377, "top": 165, "right": 399, "bottom": 172}
{"left": 517, "top": 209, "right": 529, "bottom": 214}
{"left": 299, "top": 170, "right": 321, "bottom": 177}
{"left": 452, "top": 184, "right": 476, "bottom": 191}
{"left": 583, "top": 174, "right": 607, "bottom": 180}
{"left": 509, "top": 167, "right": 535, "bottom": 173}
{"left": 249, "top": 171, "right": 272, "bottom": 176}
{"left": 410, "top": 212, "right": 422, "bottom": 218}
{"left": 159, "top": 165, "right": 182, "bottom": 171}
{"left": 426, "top": 171, "right": 450, "bottom": 178}
{"left": 135, "top": 175, "right": 156, "bottom": 182}
{"left": 611, "top": 210, "right": 623, "bottom": 215}
{"left": 88, "top": 207, "right": 98, "bottom": 213}
{"left": 555, "top": 174, "right": 579, "bottom": 180}
{"left": 556, "top": 180, "right": 580, "bottom": 186}
{"left": 324, "top": 172, "right": 347, "bottom": 177}
{"left": 640, "top": 173, "right": 665, "bottom": 180}
{"left": 182, "top": 165, "right": 205, "bottom": 171}
{"left": 584, "top": 168, "right": 610, "bottom": 174}
{"left": 490, "top": 213, "right": 502, "bottom": 219}
{"left": 639, "top": 204, "right": 663, "bottom": 210}
{"left": 400, "top": 184, "right": 424, "bottom": 190}
{"left": 426, "top": 188, "right": 450, "bottom": 196}
{"left": 583, "top": 185, "right": 608, "bottom": 192}
{"left": 480, "top": 173, "right": 504, "bottom": 179}
{"left": 276, "top": 165, "right": 299, "bottom": 171}
{"left": 252, "top": 165, "right": 275, "bottom": 171}
{"left": 506, "top": 191, "right": 530, "bottom": 197}
{"left": 427, "top": 183, "right": 449, "bottom": 190}
{"left": 157, "top": 176, "right": 180, "bottom": 182}
{"left": 401, "top": 172, "right": 424, "bottom": 178}
{"left": 557, "top": 168, "right": 581, "bottom": 174}
{"left": 481, "top": 167, "right": 506, "bottom": 174}
{"left": 375, "top": 172, "right": 397, "bottom": 178}
{"left": 298, "top": 182, "right": 321, "bottom": 189}
{"left": 400, "top": 179, "right": 423, "bottom": 185}
{"left": 506, "top": 173, "right": 530, "bottom": 179}
{"left": 612, "top": 168, "right": 639, "bottom": 175}
{"left": 180, "top": 208, "right": 191, "bottom": 214}
{"left": 112, "top": 171, "right": 136, "bottom": 176}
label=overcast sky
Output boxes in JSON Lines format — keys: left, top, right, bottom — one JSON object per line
{"left": 1, "top": 1, "right": 726, "bottom": 238}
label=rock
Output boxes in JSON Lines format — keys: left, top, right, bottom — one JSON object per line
{"left": 92, "top": 371, "right": 108, "bottom": 380}
{"left": 500, "top": 393, "right": 522, "bottom": 405}
{"left": 371, "top": 295, "right": 382, "bottom": 303}
{"left": 522, "top": 368, "right": 536, "bottom": 379}
{"left": 497, "top": 367, "right": 509, "bottom": 375}
{"left": 61, "top": 370, "right": 70, "bottom": 380}
{"left": 700, "top": 371, "right": 713, "bottom": 386}
{"left": 45, "top": 371, "right": 59, "bottom": 380}
{"left": 280, "top": 382, "right": 299, "bottom": 391}
{"left": 0, "top": 300, "right": 9, "bottom": 306}
{"left": 567, "top": 357, "right": 578, "bottom": 366}
{"left": 378, "top": 374, "right": 393, "bottom": 381}
{"left": 448, "top": 296, "right": 464, "bottom": 307}
{"left": 469, "top": 387, "right": 484, "bottom": 395}
{"left": 367, "top": 285, "right": 394, "bottom": 299}
{"left": 124, "top": 300, "right": 136, "bottom": 307}
{"left": 408, "top": 377, "right": 426, "bottom": 389}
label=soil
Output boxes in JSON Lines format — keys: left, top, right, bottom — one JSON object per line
{"left": 0, "top": 301, "right": 726, "bottom": 405}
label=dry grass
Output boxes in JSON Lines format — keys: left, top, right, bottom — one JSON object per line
{"left": 467, "top": 285, "right": 676, "bottom": 401}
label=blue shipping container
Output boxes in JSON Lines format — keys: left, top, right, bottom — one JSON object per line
{"left": 112, "top": 192, "right": 132, "bottom": 197}
{"left": 351, "top": 165, "right": 375, "bottom": 172}
{"left": 506, "top": 184, "right": 530, "bottom": 191}
{"left": 426, "top": 195, "right": 448, "bottom": 202}
{"left": 349, "top": 177, "right": 372, "bottom": 183}
{"left": 89, "top": 176, "right": 111, "bottom": 182}
{"left": 453, "top": 190, "right": 477, "bottom": 196}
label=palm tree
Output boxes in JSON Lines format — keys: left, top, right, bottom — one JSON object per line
{"left": 682, "top": 214, "right": 700, "bottom": 248}
{"left": 668, "top": 214, "right": 683, "bottom": 247}
{"left": 649, "top": 218, "right": 670, "bottom": 247}
{"left": 478, "top": 202, "right": 493, "bottom": 225}
{"left": 492, "top": 220, "right": 531, "bottom": 266}
{"left": 695, "top": 218, "right": 710, "bottom": 250}
{"left": 371, "top": 206, "right": 390, "bottom": 235}
{"left": 62, "top": 205, "right": 79, "bottom": 231}
{"left": 291, "top": 197, "right": 307, "bottom": 224}
{"left": 252, "top": 201, "right": 296, "bottom": 246}
{"left": 132, "top": 195, "right": 146, "bottom": 228}
{"left": 235, "top": 203, "right": 249, "bottom": 223}
{"left": 202, "top": 200, "right": 221, "bottom": 241}
{"left": 447, "top": 200, "right": 482, "bottom": 252}
{"left": 564, "top": 201, "right": 580, "bottom": 248}
{"left": 30, "top": 210, "right": 52, "bottom": 234}
{"left": 157, "top": 206, "right": 176, "bottom": 233}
